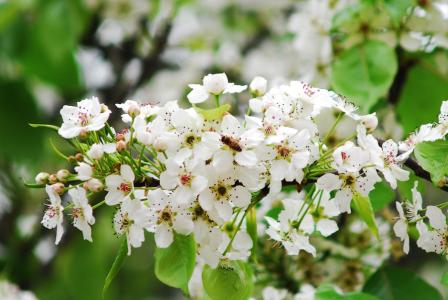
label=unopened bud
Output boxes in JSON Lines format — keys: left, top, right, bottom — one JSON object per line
{"left": 48, "top": 174, "right": 58, "bottom": 184}
{"left": 52, "top": 183, "right": 65, "bottom": 195}
{"left": 79, "top": 128, "right": 89, "bottom": 139}
{"left": 68, "top": 155, "right": 77, "bottom": 164}
{"left": 117, "top": 140, "right": 127, "bottom": 152}
{"left": 56, "top": 169, "right": 70, "bottom": 182}
{"left": 153, "top": 137, "right": 167, "bottom": 151}
{"left": 116, "top": 133, "right": 125, "bottom": 142}
{"left": 128, "top": 104, "right": 140, "bottom": 118}
{"left": 87, "top": 144, "right": 104, "bottom": 160}
{"left": 35, "top": 172, "right": 50, "bottom": 184}
{"left": 75, "top": 153, "right": 84, "bottom": 161}
{"left": 83, "top": 178, "right": 104, "bottom": 193}
{"left": 360, "top": 113, "right": 378, "bottom": 132}
{"left": 249, "top": 76, "right": 267, "bottom": 97}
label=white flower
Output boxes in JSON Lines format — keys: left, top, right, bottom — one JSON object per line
{"left": 262, "top": 286, "right": 288, "bottom": 300}
{"left": 358, "top": 126, "right": 409, "bottom": 189}
{"left": 68, "top": 186, "right": 95, "bottom": 242}
{"left": 293, "top": 284, "right": 316, "bottom": 300}
{"left": 75, "top": 162, "right": 93, "bottom": 181}
{"left": 58, "top": 96, "right": 110, "bottom": 138}
{"left": 306, "top": 190, "right": 340, "bottom": 237}
{"left": 393, "top": 201, "right": 409, "bottom": 254}
{"left": 332, "top": 141, "right": 368, "bottom": 173}
{"left": 159, "top": 157, "right": 208, "bottom": 205}
{"left": 148, "top": 189, "right": 194, "bottom": 248}
{"left": 249, "top": 76, "right": 268, "bottom": 97}
{"left": 114, "top": 197, "right": 150, "bottom": 255}
{"left": 225, "top": 231, "right": 253, "bottom": 261}
{"left": 199, "top": 171, "right": 251, "bottom": 223}
{"left": 416, "top": 206, "right": 448, "bottom": 256}
{"left": 317, "top": 167, "right": 381, "bottom": 214}
{"left": 212, "top": 114, "right": 263, "bottom": 173}
{"left": 195, "top": 224, "right": 228, "bottom": 268}
{"left": 86, "top": 142, "right": 116, "bottom": 160}
{"left": 41, "top": 185, "right": 64, "bottom": 245}
{"left": 399, "top": 123, "right": 443, "bottom": 155}
{"left": 187, "top": 73, "right": 246, "bottom": 104}
{"left": 105, "top": 164, "right": 135, "bottom": 206}
{"left": 265, "top": 198, "right": 316, "bottom": 256}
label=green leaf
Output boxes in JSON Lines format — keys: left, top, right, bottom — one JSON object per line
{"left": 194, "top": 104, "right": 231, "bottom": 120}
{"left": 363, "top": 266, "right": 442, "bottom": 300}
{"left": 202, "top": 260, "right": 253, "bottom": 300}
{"left": 331, "top": 40, "right": 398, "bottom": 112}
{"left": 102, "top": 238, "right": 128, "bottom": 298}
{"left": 441, "top": 271, "right": 448, "bottom": 286}
{"left": 414, "top": 140, "right": 448, "bottom": 184}
{"left": 383, "top": 0, "right": 414, "bottom": 25}
{"left": 397, "top": 62, "right": 448, "bottom": 134}
{"left": 154, "top": 233, "right": 196, "bottom": 292}
{"left": 316, "top": 284, "right": 379, "bottom": 300}
{"left": 352, "top": 193, "right": 379, "bottom": 239}
{"left": 369, "top": 181, "right": 395, "bottom": 211}
{"left": 0, "top": 79, "right": 44, "bottom": 163}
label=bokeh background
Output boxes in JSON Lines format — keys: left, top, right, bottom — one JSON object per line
{"left": 0, "top": 0, "right": 448, "bottom": 299}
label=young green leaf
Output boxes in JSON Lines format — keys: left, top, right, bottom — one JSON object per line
{"left": 369, "top": 181, "right": 395, "bottom": 211}
{"left": 194, "top": 103, "right": 231, "bottom": 120}
{"left": 316, "top": 284, "right": 379, "bottom": 300}
{"left": 202, "top": 260, "right": 254, "bottom": 300}
{"left": 331, "top": 40, "right": 398, "bottom": 112}
{"left": 154, "top": 233, "right": 196, "bottom": 293}
{"left": 363, "top": 266, "right": 443, "bottom": 300}
{"left": 441, "top": 271, "right": 448, "bottom": 286}
{"left": 102, "top": 238, "right": 128, "bottom": 298}
{"left": 414, "top": 140, "right": 448, "bottom": 185}
{"left": 352, "top": 193, "right": 379, "bottom": 239}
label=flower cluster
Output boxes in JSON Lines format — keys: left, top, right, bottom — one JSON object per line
{"left": 30, "top": 73, "right": 448, "bottom": 298}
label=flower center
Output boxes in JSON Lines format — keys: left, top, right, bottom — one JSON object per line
{"left": 180, "top": 173, "right": 192, "bottom": 186}
{"left": 78, "top": 112, "right": 89, "bottom": 126}
{"left": 276, "top": 145, "right": 291, "bottom": 158}
{"left": 119, "top": 182, "right": 131, "bottom": 193}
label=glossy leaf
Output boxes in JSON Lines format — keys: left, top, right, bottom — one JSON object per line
{"left": 331, "top": 40, "right": 398, "bottom": 112}
{"left": 352, "top": 193, "right": 379, "bottom": 239}
{"left": 363, "top": 266, "right": 442, "bottom": 300}
{"left": 202, "top": 260, "right": 253, "bottom": 300}
{"left": 154, "top": 233, "right": 196, "bottom": 293}
{"left": 316, "top": 284, "right": 379, "bottom": 300}
{"left": 414, "top": 140, "right": 448, "bottom": 184}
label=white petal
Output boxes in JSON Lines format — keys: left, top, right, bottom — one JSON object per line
{"left": 316, "top": 219, "right": 338, "bottom": 237}
{"left": 155, "top": 224, "right": 173, "bottom": 248}
{"left": 187, "top": 85, "right": 209, "bottom": 104}
{"left": 121, "top": 164, "right": 135, "bottom": 182}
{"left": 229, "top": 186, "right": 251, "bottom": 208}
{"left": 426, "top": 206, "right": 447, "bottom": 231}
{"left": 235, "top": 150, "right": 257, "bottom": 167}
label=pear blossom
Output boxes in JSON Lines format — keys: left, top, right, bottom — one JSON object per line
{"left": 265, "top": 198, "right": 316, "bottom": 256}
{"left": 75, "top": 162, "right": 93, "bottom": 181}
{"left": 105, "top": 164, "right": 135, "bottom": 205}
{"left": 293, "top": 284, "right": 316, "bottom": 300}
{"left": 147, "top": 189, "right": 194, "bottom": 248}
{"left": 249, "top": 76, "right": 268, "bottom": 97}
{"left": 416, "top": 206, "right": 448, "bottom": 256}
{"left": 86, "top": 142, "right": 116, "bottom": 160}
{"left": 41, "top": 185, "right": 64, "bottom": 245}
{"left": 58, "top": 96, "right": 110, "bottom": 138}
{"left": 262, "top": 286, "right": 288, "bottom": 300}
{"left": 159, "top": 157, "right": 208, "bottom": 205}
{"left": 225, "top": 231, "right": 253, "bottom": 261}
{"left": 393, "top": 201, "right": 409, "bottom": 254}
{"left": 68, "top": 186, "right": 95, "bottom": 242}
{"left": 199, "top": 171, "right": 251, "bottom": 223}
{"left": 114, "top": 196, "right": 151, "bottom": 255}
{"left": 187, "top": 73, "right": 247, "bottom": 104}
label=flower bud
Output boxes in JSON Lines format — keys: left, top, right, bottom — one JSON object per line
{"left": 68, "top": 155, "right": 77, "bottom": 164}
{"left": 87, "top": 144, "right": 104, "bottom": 160}
{"left": 153, "top": 137, "right": 168, "bottom": 151}
{"left": 117, "top": 140, "right": 127, "bottom": 152}
{"left": 48, "top": 174, "right": 58, "bottom": 184}
{"left": 75, "top": 153, "right": 84, "bottom": 162}
{"left": 128, "top": 104, "right": 141, "bottom": 118}
{"left": 35, "top": 172, "right": 50, "bottom": 184}
{"left": 203, "top": 73, "right": 228, "bottom": 95}
{"left": 83, "top": 178, "right": 103, "bottom": 193}
{"left": 56, "top": 169, "right": 70, "bottom": 182}
{"left": 360, "top": 113, "right": 378, "bottom": 132}
{"left": 79, "top": 128, "right": 89, "bottom": 140}
{"left": 52, "top": 183, "right": 65, "bottom": 195}
{"left": 116, "top": 133, "right": 126, "bottom": 142}
{"left": 249, "top": 76, "right": 267, "bottom": 97}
